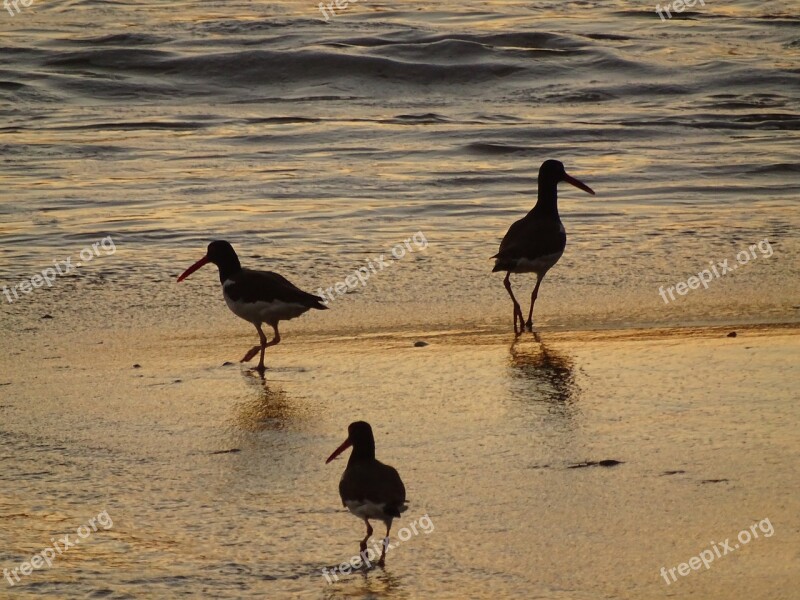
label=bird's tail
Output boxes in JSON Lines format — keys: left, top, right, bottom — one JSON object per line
{"left": 491, "top": 258, "right": 512, "bottom": 273}
{"left": 385, "top": 503, "right": 408, "bottom": 518}
{"left": 310, "top": 298, "right": 329, "bottom": 310}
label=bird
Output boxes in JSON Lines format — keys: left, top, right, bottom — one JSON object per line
{"left": 177, "top": 240, "right": 327, "bottom": 372}
{"left": 326, "top": 421, "right": 407, "bottom": 567}
{"left": 492, "top": 159, "right": 595, "bottom": 334}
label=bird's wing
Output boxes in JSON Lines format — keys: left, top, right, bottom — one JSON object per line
{"left": 339, "top": 461, "right": 407, "bottom": 514}
{"left": 492, "top": 217, "right": 566, "bottom": 268}
{"left": 492, "top": 217, "right": 527, "bottom": 259}
{"left": 226, "top": 269, "right": 327, "bottom": 308}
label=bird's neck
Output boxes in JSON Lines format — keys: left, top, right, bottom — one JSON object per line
{"left": 348, "top": 445, "right": 376, "bottom": 465}
{"left": 217, "top": 259, "right": 242, "bottom": 284}
{"left": 530, "top": 180, "right": 559, "bottom": 218}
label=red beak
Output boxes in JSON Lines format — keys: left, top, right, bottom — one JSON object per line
{"left": 177, "top": 256, "right": 210, "bottom": 282}
{"left": 325, "top": 438, "right": 352, "bottom": 464}
{"left": 563, "top": 172, "right": 595, "bottom": 196}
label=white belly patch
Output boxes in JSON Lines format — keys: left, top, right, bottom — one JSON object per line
{"left": 511, "top": 251, "right": 564, "bottom": 274}
{"left": 223, "top": 288, "right": 308, "bottom": 325}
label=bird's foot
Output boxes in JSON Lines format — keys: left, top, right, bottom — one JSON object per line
{"left": 525, "top": 320, "right": 533, "bottom": 332}
{"left": 240, "top": 345, "right": 261, "bottom": 363}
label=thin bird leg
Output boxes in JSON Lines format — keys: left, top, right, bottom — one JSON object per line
{"left": 360, "top": 519, "right": 373, "bottom": 553}
{"left": 378, "top": 521, "right": 392, "bottom": 566}
{"left": 255, "top": 323, "right": 269, "bottom": 371}
{"left": 503, "top": 272, "right": 524, "bottom": 334}
{"left": 241, "top": 323, "right": 268, "bottom": 368}
{"left": 525, "top": 274, "right": 544, "bottom": 332}
{"left": 264, "top": 323, "right": 281, "bottom": 348}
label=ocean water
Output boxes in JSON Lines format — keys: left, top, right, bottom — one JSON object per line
{"left": 1, "top": 0, "right": 798, "bottom": 334}
{"left": 1, "top": 1, "right": 799, "bottom": 599}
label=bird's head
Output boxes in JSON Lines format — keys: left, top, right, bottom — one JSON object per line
{"left": 326, "top": 421, "right": 375, "bottom": 463}
{"left": 538, "top": 159, "right": 595, "bottom": 195}
{"left": 177, "top": 240, "right": 241, "bottom": 282}
{"left": 205, "top": 240, "right": 238, "bottom": 266}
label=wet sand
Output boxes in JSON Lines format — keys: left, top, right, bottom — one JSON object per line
{"left": 1, "top": 323, "right": 797, "bottom": 598}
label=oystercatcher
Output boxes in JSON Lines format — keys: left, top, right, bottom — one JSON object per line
{"left": 326, "top": 421, "right": 407, "bottom": 566}
{"left": 493, "top": 160, "right": 595, "bottom": 333}
{"left": 177, "top": 240, "right": 327, "bottom": 372}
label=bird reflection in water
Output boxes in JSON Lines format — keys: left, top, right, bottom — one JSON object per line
{"left": 233, "top": 370, "right": 307, "bottom": 431}
{"left": 508, "top": 332, "right": 580, "bottom": 419}
{"left": 320, "top": 568, "right": 404, "bottom": 599}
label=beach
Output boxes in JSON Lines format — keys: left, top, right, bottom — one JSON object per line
{"left": 1, "top": 0, "right": 799, "bottom": 597}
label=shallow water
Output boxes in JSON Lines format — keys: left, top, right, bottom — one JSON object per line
{"left": 1, "top": 1, "right": 799, "bottom": 598}
{"left": 1, "top": 326, "right": 799, "bottom": 598}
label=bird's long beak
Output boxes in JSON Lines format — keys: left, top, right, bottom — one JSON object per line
{"left": 563, "top": 172, "right": 595, "bottom": 196}
{"left": 177, "top": 256, "right": 210, "bottom": 282}
{"left": 325, "top": 438, "right": 352, "bottom": 464}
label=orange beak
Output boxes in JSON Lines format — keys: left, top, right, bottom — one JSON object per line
{"left": 563, "top": 172, "right": 595, "bottom": 195}
{"left": 325, "top": 438, "right": 352, "bottom": 464}
{"left": 177, "top": 256, "right": 210, "bottom": 282}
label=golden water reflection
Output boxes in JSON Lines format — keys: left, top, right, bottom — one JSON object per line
{"left": 507, "top": 333, "right": 580, "bottom": 421}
